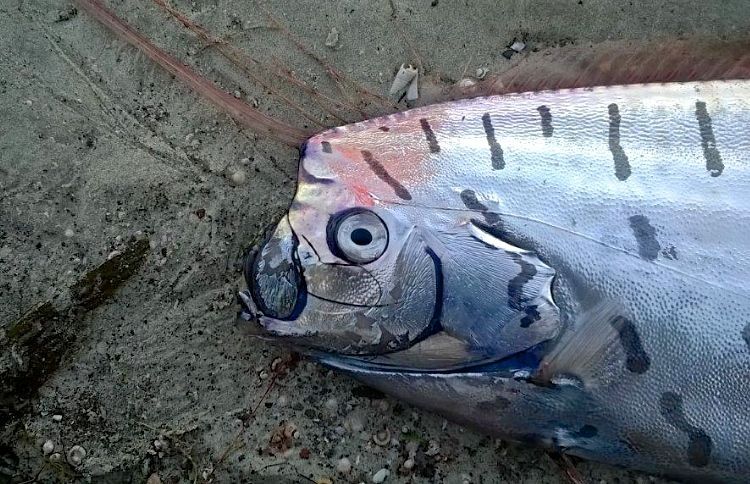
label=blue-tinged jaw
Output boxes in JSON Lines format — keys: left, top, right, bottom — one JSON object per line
{"left": 237, "top": 206, "right": 446, "bottom": 358}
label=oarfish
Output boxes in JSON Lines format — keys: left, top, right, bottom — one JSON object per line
{"left": 74, "top": 1, "right": 750, "bottom": 481}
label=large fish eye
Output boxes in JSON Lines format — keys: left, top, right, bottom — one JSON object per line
{"left": 328, "top": 209, "right": 388, "bottom": 264}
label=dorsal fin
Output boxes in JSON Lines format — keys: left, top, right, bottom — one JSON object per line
{"left": 451, "top": 37, "right": 750, "bottom": 99}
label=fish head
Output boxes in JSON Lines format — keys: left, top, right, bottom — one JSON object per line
{"left": 240, "top": 113, "right": 560, "bottom": 369}
{"left": 239, "top": 124, "right": 444, "bottom": 356}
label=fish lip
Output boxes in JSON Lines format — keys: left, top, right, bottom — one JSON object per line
{"left": 243, "top": 217, "right": 308, "bottom": 321}
{"left": 236, "top": 289, "right": 317, "bottom": 339}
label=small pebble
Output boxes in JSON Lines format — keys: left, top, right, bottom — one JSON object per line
{"left": 277, "top": 395, "right": 288, "bottom": 407}
{"left": 324, "top": 397, "right": 338, "bottom": 413}
{"left": 510, "top": 40, "right": 526, "bottom": 52}
{"left": 24, "top": 99, "right": 32, "bottom": 106}
{"left": 64, "top": 228, "right": 74, "bottom": 238}
{"left": 229, "top": 169, "right": 247, "bottom": 186}
{"left": 475, "top": 67, "right": 488, "bottom": 79}
{"left": 52, "top": 414, "right": 62, "bottom": 422}
{"left": 42, "top": 440, "right": 54, "bottom": 455}
{"left": 146, "top": 474, "right": 162, "bottom": 484}
{"left": 233, "top": 90, "right": 242, "bottom": 99}
{"left": 336, "top": 457, "right": 352, "bottom": 474}
{"left": 372, "top": 468, "right": 390, "bottom": 483}
{"left": 402, "top": 458, "right": 414, "bottom": 470}
{"left": 325, "top": 27, "right": 339, "bottom": 48}
{"left": 49, "top": 452, "right": 62, "bottom": 463}
{"left": 372, "top": 428, "right": 390, "bottom": 447}
{"left": 67, "top": 445, "right": 86, "bottom": 466}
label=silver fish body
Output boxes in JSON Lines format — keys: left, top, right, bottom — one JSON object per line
{"left": 240, "top": 80, "right": 750, "bottom": 481}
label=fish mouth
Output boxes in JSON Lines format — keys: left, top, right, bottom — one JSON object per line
{"left": 237, "top": 216, "right": 310, "bottom": 337}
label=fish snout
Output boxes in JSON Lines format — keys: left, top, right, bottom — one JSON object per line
{"left": 241, "top": 217, "right": 306, "bottom": 324}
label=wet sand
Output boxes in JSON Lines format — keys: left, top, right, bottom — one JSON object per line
{"left": 2, "top": 0, "right": 748, "bottom": 482}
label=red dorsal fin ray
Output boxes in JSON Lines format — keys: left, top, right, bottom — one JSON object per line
{"left": 75, "top": 0, "right": 311, "bottom": 147}
{"left": 452, "top": 37, "right": 750, "bottom": 99}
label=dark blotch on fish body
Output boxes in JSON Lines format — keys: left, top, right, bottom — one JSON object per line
{"left": 481, "top": 113, "right": 505, "bottom": 169}
{"left": 508, "top": 253, "right": 537, "bottom": 311}
{"left": 537, "top": 105, "right": 553, "bottom": 137}
{"left": 629, "top": 215, "right": 661, "bottom": 261}
{"left": 520, "top": 305, "right": 541, "bottom": 328}
{"left": 574, "top": 425, "right": 598, "bottom": 439}
{"left": 660, "top": 392, "right": 713, "bottom": 467}
{"left": 608, "top": 103, "right": 631, "bottom": 181}
{"left": 460, "top": 189, "right": 500, "bottom": 226}
{"left": 695, "top": 101, "right": 724, "bottom": 177}
{"left": 360, "top": 150, "right": 412, "bottom": 200}
{"left": 321, "top": 141, "right": 332, "bottom": 153}
{"left": 477, "top": 396, "right": 512, "bottom": 412}
{"left": 610, "top": 316, "right": 650, "bottom": 374}
{"left": 419, "top": 118, "right": 441, "bottom": 153}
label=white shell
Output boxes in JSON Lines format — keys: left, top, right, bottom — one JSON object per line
{"left": 510, "top": 40, "right": 526, "bottom": 52}
{"left": 405, "top": 71, "right": 419, "bottom": 101}
{"left": 388, "top": 64, "right": 418, "bottom": 96}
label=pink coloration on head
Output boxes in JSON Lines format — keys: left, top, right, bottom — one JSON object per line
{"left": 303, "top": 105, "right": 453, "bottom": 205}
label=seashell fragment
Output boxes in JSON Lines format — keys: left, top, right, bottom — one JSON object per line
{"left": 389, "top": 64, "right": 418, "bottom": 97}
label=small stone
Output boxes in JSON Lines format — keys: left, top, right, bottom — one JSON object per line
{"left": 425, "top": 439, "right": 440, "bottom": 456}
{"left": 64, "top": 228, "right": 74, "bottom": 238}
{"left": 146, "top": 474, "right": 162, "bottom": 484}
{"left": 325, "top": 27, "right": 339, "bottom": 48}
{"left": 344, "top": 411, "right": 365, "bottom": 433}
{"left": 510, "top": 40, "right": 526, "bottom": 52}
{"left": 52, "top": 414, "right": 62, "bottom": 422}
{"left": 475, "top": 67, "right": 488, "bottom": 79}
{"left": 402, "top": 458, "right": 414, "bottom": 470}
{"left": 49, "top": 452, "right": 62, "bottom": 463}
{"left": 372, "top": 468, "right": 390, "bottom": 483}
{"left": 372, "top": 428, "right": 390, "bottom": 447}
{"left": 324, "top": 398, "right": 338, "bottom": 413}
{"left": 501, "top": 49, "right": 515, "bottom": 60}
{"left": 229, "top": 169, "right": 247, "bottom": 186}
{"left": 67, "top": 445, "right": 86, "bottom": 466}
{"left": 299, "top": 447, "right": 311, "bottom": 459}
{"left": 233, "top": 90, "right": 241, "bottom": 99}
{"left": 24, "top": 99, "right": 32, "bottom": 106}
{"left": 336, "top": 457, "right": 351, "bottom": 474}
{"left": 42, "top": 440, "right": 54, "bottom": 455}
{"left": 277, "top": 395, "right": 288, "bottom": 406}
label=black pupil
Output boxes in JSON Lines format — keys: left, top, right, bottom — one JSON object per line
{"left": 350, "top": 228, "right": 373, "bottom": 246}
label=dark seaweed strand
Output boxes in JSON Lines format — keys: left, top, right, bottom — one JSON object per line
{"left": 419, "top": 118, "right": 441, "bottom": 153}
{"left": 481, "top": 113, "right": 505, "bottom": 169}
{"left": 608, "top": 103, "right": 632, "bottom": 181}
{"left": 537, "top": 105, "right": 553, "bottom": 137}
{"left": 360, "top": 150, "right": 412, "bottom": 200}
{"left": 660, "top": 392, "right": 713, "bottom": 467}
{"left": 695, "top": 101, "right": 725, "bottom": 177}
